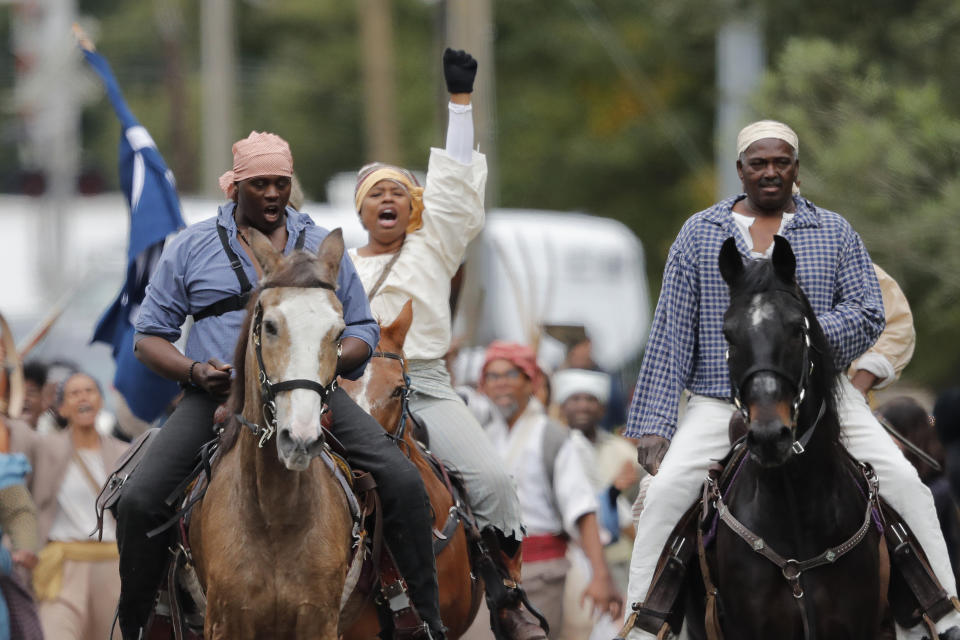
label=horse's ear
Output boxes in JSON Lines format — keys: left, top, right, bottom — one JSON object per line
{"left": 771, "top": 235, "right": 796, "bottom": 284}
{"left": 248, "top": 228, "right": 282, "bottom": 277}
{"left": 316, "top": 228, "right": 345, "bottom": 284}
{"left": 718, "top": 237, "right": 744, "bottom": 287}
{"left": 383, "top": 300, "right": 414, "bottom": 349}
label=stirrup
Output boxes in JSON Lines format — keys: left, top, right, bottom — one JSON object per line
{"left": 615, "top": 603, "right": 675, "bottom": 639}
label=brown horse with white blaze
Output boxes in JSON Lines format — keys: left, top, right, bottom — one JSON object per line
{"left": 188, "top": 228, "right": 353, "bottom": 640}
{"left": 339, "top": 301, "right": 482, "bottom": 639}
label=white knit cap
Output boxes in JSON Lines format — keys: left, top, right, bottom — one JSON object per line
{"left": 736, "top": 120, "right": 799, "bottom": 157}
{"left": 552, "top": 368, "right": 610, "bottom": 406}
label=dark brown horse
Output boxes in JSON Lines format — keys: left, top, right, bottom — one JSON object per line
{"left": 692, "top": 236, "right": 886, "bottom": 639}
{"left": 189, "top": 229, "right": 353, "bottom": 639}
{"left": 339, "top": 301, "right": 482, "bottom": 639}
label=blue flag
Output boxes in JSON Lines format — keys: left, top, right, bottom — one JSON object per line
{"left": 86, "top": 48, "right": 186, "bottom": 423}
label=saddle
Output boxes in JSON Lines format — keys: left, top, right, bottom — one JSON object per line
{"left": 617, "top": 438, "right": 959, "bottom": 640}
{"left": 96, "top": 408, "right": 479, "bottom": 640}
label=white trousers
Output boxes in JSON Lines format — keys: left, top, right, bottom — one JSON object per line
{"left": 625, "top": 377, "right": 960, "bottom": 639}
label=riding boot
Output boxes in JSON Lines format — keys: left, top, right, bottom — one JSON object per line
{"left": 474, "top": 527, "right": 549, "bottom": 640}
{"left": 374, "top": 462, "right": 446, "bottom": 639}
{"left": 383, "top": 512, "right": 446, "bottom": 639}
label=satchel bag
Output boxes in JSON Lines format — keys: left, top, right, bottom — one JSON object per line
{"left": 94, "top": 427, "right": 160, "bottom": 540}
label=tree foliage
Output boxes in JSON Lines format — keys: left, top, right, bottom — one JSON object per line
{"left": 754, "top": 38, "right": 960, "bottom": 384}
{"left": 8, "top": 0, "right": 959, "bottom": 384}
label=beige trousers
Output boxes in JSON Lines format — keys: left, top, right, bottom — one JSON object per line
{"left": 39, "top": 557, "right": 121, "bottom": 640}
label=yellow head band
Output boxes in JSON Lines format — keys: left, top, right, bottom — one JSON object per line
{"left": 354, "top": 167, "right": 425, "bottom": 234}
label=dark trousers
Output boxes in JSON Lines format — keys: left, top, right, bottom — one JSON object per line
{"left": 115, "top": 387, "right": 441, "bottom": 635}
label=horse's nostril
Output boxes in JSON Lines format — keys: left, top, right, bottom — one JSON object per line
{"left": 779, "top": 425, "right": 791, "bottom": 440}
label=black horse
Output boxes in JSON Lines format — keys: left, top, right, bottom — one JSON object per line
{"left": 693, "top": 236, "right": 886, "bottom": 639}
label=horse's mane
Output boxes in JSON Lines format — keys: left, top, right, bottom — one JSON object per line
{"left": 736, "top": 257, "right": 842, "bottom": 449}
{"left": 218, "top": 250, "right": 335, "bottom": 455}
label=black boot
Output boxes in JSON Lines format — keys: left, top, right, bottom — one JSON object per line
{"left": 473, "top": 528, "right": 549, "bottom": 640}
{"left": 376, "top": 466, "right": 446, "bottom": 639}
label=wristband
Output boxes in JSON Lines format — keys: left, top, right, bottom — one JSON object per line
{"left": 188, "top": 361, "right": 202, "bottom": 385}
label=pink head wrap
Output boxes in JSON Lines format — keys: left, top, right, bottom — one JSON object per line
{"left": 217, "top": 131, "right": 294, "bottom": 199}
{"left": 482, "top": 341, "right": 540, "bottom": 386}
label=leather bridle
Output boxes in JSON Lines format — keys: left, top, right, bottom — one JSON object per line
{"left": 370, "top": 350, "right": 413, "bottom": 440}
{"left": 236, "top": 281, "right": 341, "bottom": 448}
{"left": 728, "top": 311, "right": 822, "bottom": 455}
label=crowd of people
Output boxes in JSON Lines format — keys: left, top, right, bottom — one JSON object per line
{"left": 2, "top": 46, "right": 960, "bottom": 640}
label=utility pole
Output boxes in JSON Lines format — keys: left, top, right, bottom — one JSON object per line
{"left": 201, "top": 0, "right": 235, "bottom": 197}
{"left": 357, "top": 0, "right": 400, "bottom": 165}
{"left": 445, "top": 0, "right": 497, "bottom": 205}
{"left": 155, "top": 0, "right": 194, "bottom": 192}
{"left": 715, "top": 11, "right": 764, "bottom": 199}
{"left": 12, "top": 0, "right": 82, "bottom": 295}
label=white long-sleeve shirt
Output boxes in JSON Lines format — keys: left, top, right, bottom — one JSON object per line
{"left": 480, "top": 397, "right": 598, "bottom": 538}
{"left": 349, "top": 103, "right": 486, "bottom": 361}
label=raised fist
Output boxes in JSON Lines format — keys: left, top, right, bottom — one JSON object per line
{"left": 443, "top": 48, "right": 477, "bottom": 94}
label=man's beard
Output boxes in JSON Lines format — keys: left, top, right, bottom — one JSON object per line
{"left": 495, "top": 398, "right": 521, "bottom": 422}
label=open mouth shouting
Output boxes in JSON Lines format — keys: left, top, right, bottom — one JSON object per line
{"left": 75, "top": 402, "right": 96, "bottom": 418}
{"left": 378, "top": 207, "right": 399, "bottom": 229}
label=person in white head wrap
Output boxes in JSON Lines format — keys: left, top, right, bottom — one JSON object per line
{"left": 735, "top": 119, "right": 799, "bottom": 158}
{"left": 553, "top": 369, "right": 611, "bottom": 408}
{"left": 552, "top": 369, "right": 642, "bottom": 640}
{"left": 620, "top": 116, "right": 960, "bottom": 639}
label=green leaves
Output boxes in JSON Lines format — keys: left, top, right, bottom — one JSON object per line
{"left": 756, "top": 36, "right": 960, "bottom": 383}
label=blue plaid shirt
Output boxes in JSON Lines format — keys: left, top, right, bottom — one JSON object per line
{"left": 625, "top": 194, "right": 884, "bottom": 441}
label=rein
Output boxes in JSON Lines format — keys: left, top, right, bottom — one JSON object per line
{"left": 236, "top": 281, "right": 341, "bottom": 448}
{"left": 370, "top": 350, "right": 413, "bottom": 440}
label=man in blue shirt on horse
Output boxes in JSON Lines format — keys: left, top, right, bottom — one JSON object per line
{"left": 620, "top": 120, "right": 960, "bottom": 639}
{"left": 115, "top": 132, "right": 447, "bottom": 640}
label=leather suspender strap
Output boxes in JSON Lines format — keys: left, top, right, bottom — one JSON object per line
{"left": 216, "top": 223, "right": 252, "bottom": 292}
{"left": 193, "top": 226, "right": 305, "bottom": 322}
{"left": 192, "top": 224, "right": 254, "bottom": 322}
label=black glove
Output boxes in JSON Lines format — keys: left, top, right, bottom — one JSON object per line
{"left": 443, "top": 48, "right": 477, "bottom": 94}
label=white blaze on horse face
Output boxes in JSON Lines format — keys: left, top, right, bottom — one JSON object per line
{"left": 271, "top": 293, "right": 344, "bottom": 468}
{"left": 748, "top": 294, "right": 776, "bottom": 328}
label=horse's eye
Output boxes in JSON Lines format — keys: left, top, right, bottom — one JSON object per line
{"left": 391, "top": 386, "right": 405, "bottom": 398}
{"left": 264, "top": 320, "right": 279, "bottom": 336}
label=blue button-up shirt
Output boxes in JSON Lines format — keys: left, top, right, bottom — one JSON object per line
{"left": 625, "top": 194, "right": 884, "bottom": 441}
{"left": 135, "top": 203, "right": 380, "bottom": 380}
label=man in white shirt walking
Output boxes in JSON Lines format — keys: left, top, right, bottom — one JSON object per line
{"left": 466, "top": 341, "right": 622, "bottom": 638}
